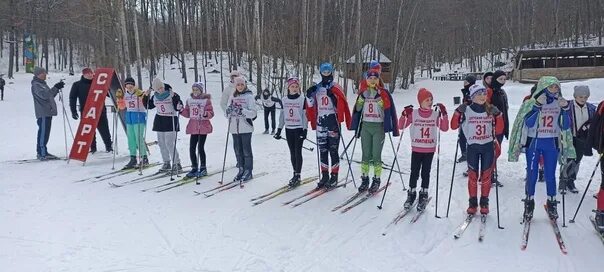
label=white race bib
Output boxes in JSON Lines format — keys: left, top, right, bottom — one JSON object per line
{"left": 528, "top": 102, "right": 561, "bottom": 138}
{"left": 187, "top": 98, "right": 207, "bottom": 120}
{"left": 461, "top": 107, "right": 494, "bottom": 145}
{"left": 362, "top": 97, "right": 384, "bottom": 123}
{"left": 409, "top": 109, "right": 439, "bottom": 149}
{"left": 124, "top": 93, "right": 145, "bottom": 112}
{"left": 316, "top": 88, "right": 335, "bottom": 117}
{"left": 154, "top": 98, "right": 175, "bottom": 116}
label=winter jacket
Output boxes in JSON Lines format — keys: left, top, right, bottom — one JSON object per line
{"left": 306, "top": 82, "right": 352, "bottom": 130}
{"left": 142, "top": 84, "right": 182, "bottom": 132}
{"left": 350, "top": 86, "right": 399, "bottom": 136}
{"left": 508, "top": 76, "right": 576, "bottom": 163}
{"left": 31, "top": 76, "right": 59, "bottom": 118}
{"left": 0, "top": 78, "right": 5, "bottom": 89}
{"left": 587, "top": 101, "right": 604, "bottom": 154}
{"left": 69, "top": 76, "right": 108, "bottom": 115}
{"left": 451, "top": 103, "right": 504, "bottom": 158}
{"left": 256, "top": 92, "right": 282, "bottom": 109}
{"left": 487, "top": 87, "right": 510, "bottom": 139}
{"left": 117, "top": 88, "right": 147, "bottom": 125}
{"left": 569, "top": 100, "right": 597, "bottom": 157}
{"left": 225, "top": 89, "right": 257, "bottom": 134}
{"left": 399, "top": 107, "right": 449, "bottom": 153}
{"left": 181, "top": 93, "right": 214, "bottom": 135}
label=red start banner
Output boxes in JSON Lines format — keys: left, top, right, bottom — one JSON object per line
{"left": 69, "top": 68, "right": 122, "bottom": 162}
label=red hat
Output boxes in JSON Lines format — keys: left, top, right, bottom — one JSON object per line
{"left": 417, "top": 88, "right": 433, "bottom": 104}
{"left": 82, "top": 67, "right": 93, "bottom": 75}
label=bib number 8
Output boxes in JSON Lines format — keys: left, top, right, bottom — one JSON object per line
{"left": 368, "top": 103, "right": 374, "bottom": 113}
{"left": 160, "top": 105, "right": 166, "bottom": 113}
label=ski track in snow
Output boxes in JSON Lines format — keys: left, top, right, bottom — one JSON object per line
{"left": 1, "top": 64, "right": 603, "bottom": 271}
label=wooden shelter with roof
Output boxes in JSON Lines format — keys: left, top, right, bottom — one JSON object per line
{"left": 345, "top": 44, "right": 393, "bottom": 83}
{"left": 512, "top": 46, "right": 604, "bottom": 82}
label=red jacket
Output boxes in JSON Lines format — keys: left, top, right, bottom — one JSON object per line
{"left": 307, "top": 83, "right": 352, "bottom": 130}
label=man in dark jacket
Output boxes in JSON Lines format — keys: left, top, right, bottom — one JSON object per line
{"left": 0, "top": 74, "right": 5, "bottom": 100}
{"left": 31, "top": 67, "right": 65, "bottom": 160}
{"left": 487, "top": 70, "right": 509, "bottom": 186}
{"left": 69, "top": 68, "right": 113, "bottom": 153}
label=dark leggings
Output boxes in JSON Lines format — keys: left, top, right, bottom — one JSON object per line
{"left": 264, "top": 106, "right": 276, "bottom": 130}
{"left": 286, "top": 128, "right": 304, "bottom": 173}
{"left": 189, "top": 134, "right": 207, "bottom": 170}
{"left": 601, "top": 155, "right": 604, "bottom": 190}
{"left": 409, "top": 151, "right": 435, "bottom": 189}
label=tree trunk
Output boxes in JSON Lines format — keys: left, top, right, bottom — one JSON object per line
{"left": 118, "top": 0, "right": 132, "bottom": 76}
{"left": 254, "top": 0, "right": 262, "bottom": 94}
{"left": 175, "top": 0, "right": 187, "bottom": 82}
{"left": 131, "top": 0, "right": 144, "bottom": 89}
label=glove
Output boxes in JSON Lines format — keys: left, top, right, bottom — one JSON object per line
{"left": 115, "top": 88, "right": 124, "bottom": 99}
{"left": 176, "top": 102, "right": 184, "bottom": 111}
{"left": 355, "top": 96, "right": 365, "bottom": 108}
{"left": 559, "top": 98, "right": 569, "bottom": 109}
{"left": 234, "top": 106, "right": 243, "bottom": 116}
{"left": 134, "top": 89, "right": 144, "bottom": 97}
{"left": 72, "top": 112, "right": 79, "bottom": 120}
{"left": 301, "top": 129, "right": 307, "bottom": 140}
{"left": 436, "top": 103, "right": 447, "bottom": 116}
{"left": 273, "top": 128, "right": 282, "bottom": 140}
{"left": 143, "top": 88, "right": 152, "bottom": 96}
{"left": 54, "top": 81, "right": 65, "bottom": 89}
{"left": 455, "top": 104, "right": 467, "bottom": 113}
{"left": 377, "top": 99, "right": 384, "bottom": 109}
{"left": 535, "top": 91, "right": 547, "bottom": 106}
{"left": 402, "top": 106, "right": 413, "bottom": 117}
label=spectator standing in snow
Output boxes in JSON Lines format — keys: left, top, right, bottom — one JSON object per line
{"left": 486, "top": 70, "right": 510, "bottom": 186}
{"left": 31, "top": 67, "right": 65, "bottom": 160}
{"left": 256, "top": 88, "right": 282, "bottom": 135}
{"left": 0, "top": 74, "right": 5, "bottom": 101}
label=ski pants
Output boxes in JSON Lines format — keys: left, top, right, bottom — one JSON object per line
{"left": 88, "top": 109, "right": 112, "bottom": 151}
{"left": 360, "top": 122, "right": 384, "bottom": 177}
{"left": 598, "top": 155, "right": 604, "bottom": 211}
{"left": 409, "top": 151, "right": 435, "bottom": 190}
{"left": 525, "top": 137, "right": 559, "bottom": 197}
{"left": 36, "top": 117, "right": 52, "bottom": 157}
{"left": 0, "top": 87, "right": 4, "bottom": 100}
{"left": 233, "top": 133, "right": 253, "bottom": 171}
{"left": 264, "top": 106, "right": 276, "bottom": 131}
{"left": 190, "top": 134, "right": 207, "bottom": 170}
{"left": 317, "top": 115, "right": 340, "bottom": 173}
{"left": 467, "top": 142, "right": 494, "bottom": 198}
{"left": 157, "top": 131, "right": 180, "bottom": 164}
{"left": 459, "top": 129, "right": 467, "bottom": 155}
{"left": 286, "top": 128, "right": 304, "bottom": 173}
{"left": 127, "top": 123, "right": 147, "bottom": 157}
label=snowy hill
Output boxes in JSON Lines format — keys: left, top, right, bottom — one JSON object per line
{"left": 1, "top": 62, "right": 603, "bottom": 271}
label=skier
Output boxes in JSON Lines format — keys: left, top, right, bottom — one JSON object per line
{"left": 508, "top": 76, "right": 574, "bottom": 221}
{"left": 225, "top": 76, "right": 257, "bottom": 182}
{"left": 457, "top": 75, "right": 476, "bottom": 163}
{"left": 69, "top": 68, "right": 113, "bottom": 153}
{"left": 524, "top": 84, "right": 545, "bottom": 182}
{"left": 351, "top": 68, "right": 399, "bottom": 193}
{"left": 451, "top": 84, "right": 504, "bottom": 215}
{"left": 0, "top": 74, "right": 5, "bottom": 101}
{"left": 588, "top": 100, "right": 604, "bottom": 232}
{"left": 221, "top": 70, "right": 242, "bottom": 114}
{"left": 399, "top": 88, "right": 449, "bottom": 211}
{"left": 558, "top": 85, "right": 596, "bottom": 193}
{"left": 180, "top": 82, "right": 214, "bottom": 178}
{"left": 273, "top": 77, "right": 308, "bottom": 187}
{"left": 143, "top": 78, "right": 184, "bottom": 173}
{"left": 256, "top": 88, "right": 282, "bottom": 134}
{"left": 31, "top": 67, "right": 65, "bottom": 160}
{"left": 306, "top": 62, "right": 352, "bottom": 188}
{"left": 115, "top": 77, "right": 148, "bottom": 169}
{"left": 486, "top": 70, "right": 510, "bottom": 187}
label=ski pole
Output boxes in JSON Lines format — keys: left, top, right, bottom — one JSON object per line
{"left": 569, "top": 154, "right": 602, "bottom": 223}
{"left": 339, "top": 128, "right": 356, "bottom": 188}
{"left": 279, "top": 138, "right": 313, "bottom": 151}
{"left": 562, "top": 188, "right": 567, "bottom": 227}
{"left": 435, "top": 108, "right": 442, "bottom": 218}
{"left": 305, "top": 138, "right": 317, "bottom": 146}
{"left": 445, "top": 137, "right": 461, "bottom": 217}
{"left": 388, "top": 134, "right": 407, "bottom": 191}
{"left": 111, "top": 105, "right": 117, "bottom": 170}
{"left": 170, "top": 105, "right": 179, "bottom": 181}
{"left": 59, "top": 87, "right": 69, "bottom": 161}
{"left": 495, "top": 168, "right": 504, "bottom": 229}
{"left": 219, "top": 118, "right": 232, "bottom": 184}
{"left": 339, "top": 137, "right": 355, "bottom": 159}
{"left": 378, "top": 115, "right": 406, "bottom": 210}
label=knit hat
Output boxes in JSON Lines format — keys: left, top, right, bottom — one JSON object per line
{"left": 366, "top": 68, "right": 380, "bottom": 78}
{"left": 417, "top": 88, "right": 433, "bottom": 104}
{"left": 369, "top": 60, "right": 382, "bottom": 72}
{"left": 573, "top": 85, "right": 590, "bottom": 97}
{"left": 33, "top": 67, "right": 47, "bottom": 77}
{"left": 464, "top": 75, "right": 477, "bottom": 86}
{"left": 192, "top": 82, "right": 205, "bottom": 93}
{"left": 152, "top": 77, "right": 164, "bottom": 90}
{"left": 82, "top": 67, "right": 93, "bottom": 75}
{"left": 319, "top": 63, "right": 334, "bottom": 74}
{"left": 287, "top": 77, "right": 300, "bottom": 87}
{"left": 124, "top": 77, "right": 136, "bottom": 86}
{"left": 230, "top": 70, "right": 242, "bottom": 77}
{"left": 234, "top": 77, "right": 246, "bottom": 85}
{"left": 469, "top": 84, "right": 486, "bottom": 98}
{"left": 483, "top": 72, "right": 494, "bottom": 81}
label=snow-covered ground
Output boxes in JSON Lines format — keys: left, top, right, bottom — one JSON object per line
{"left": 1, "top": 63, "right": 603, "bottom": 271}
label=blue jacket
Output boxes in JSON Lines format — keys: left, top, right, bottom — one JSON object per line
{"left": 351, "top": 87, "right": 399, "bottom": 136}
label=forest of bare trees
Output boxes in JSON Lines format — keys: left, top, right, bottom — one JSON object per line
{"left": 1, "top": 0, "right": 603, "bottom": 91}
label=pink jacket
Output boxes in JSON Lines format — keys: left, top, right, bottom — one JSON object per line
{"left": 399, "top": 107, "right": 449, "bottom": 153}
{"left": 180, "top": 93, "right": 214, "bottom": 135}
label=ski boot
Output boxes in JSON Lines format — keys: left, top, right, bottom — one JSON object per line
{"left": 523, "top": 198, "right": 535, "bottom": 222}
{"left": 325, "top": 172, "right": 338, "bottom": 188}
{"left": 566, "top": 180, "right": 579, "bottom": 194}
{"left": 463, "top": 170, "right": 469, "bottom": 177}
{"left": 270, "top": 129, "right": 275, "bottom": 135}
{"left": 263, "top": 130, "right": 269, "bottom": 134}
{"left": 467, "top": 197, "right": 478, "bottom": 215}
{"left": 417, "top": 190, "right": 429, "bottom": 212}
{"left": 457, "top": 153, "right": 467, "bottom": 163}
{"left": 234, "top": 167, "right": 245, "bottom": 182}
{"left": 171, "top": 163, "right": 183, "bottom": 174}
{"left": 479, "top": 196, "right": 489, "bottom": 214}
{"left": 288, "top": 173, "right": 301, "bottom": 188}
{"left": 546, "top": 197, "right": 559, "bottom": 220}
{"left": 197, "top": 167, "right": 208, "bottom": 177}
{"left": 317, "top": 171, "right": 330, "bottom": 188}
{"left": 46, "top": 153, "right": 59, "bottom": 160}
{"left": 358, "top": 175, "right": 370, "bottom": 192}
{"left": 141, "top": 156, "right": 149, "bottom": 167}
{"left": 159, "top": 161, "right": 172, "bottom": 172}
{"left": 404, "top": 190, "right": 417, "bottom": 210}
{"left": 240, "top": 169, "right": 253, "bottom": 182}
{"left": 106, "top": 144, "right": 114, "bottom": 153}
{"left": 123, "top": 156, "right": 138, "bottom": 169}
{"left": 368, "top": 177, "right": 381, "bottom": 193}
{"left": 595, "top": 211, "right": 604, "bottom": 233}
{"left": 90, "top": 146, "right": 97, "bottom": 154}
{"left": 186, "top": 168, "right": 199, "bottom": 178}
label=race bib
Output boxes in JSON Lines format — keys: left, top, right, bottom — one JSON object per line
{"left": 410, "top": 109, "right": 438, "bottom": 149}
{"left": 462, "top": 108, "right": 494, "bottom": 145}
{"left": 154, "top": 98, "right": 175, "bottom": 116}
{"left": 188, "top": 98, "right": 207, "bottom": 120}
{"left": 528, "top": 102, "right": 561, "bottom": 138}
{"left": 362, "top": 98, "right": 383, "bottom": 122}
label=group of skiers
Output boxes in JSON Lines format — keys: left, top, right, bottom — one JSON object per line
{"left": 27, "top": 62, "right": 604, "bottom": 234}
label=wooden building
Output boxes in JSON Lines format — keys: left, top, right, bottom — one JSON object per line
{"left": 345, "top": 44, "right": 393, "bottom": 84}
{"left": 513, "top": 46, "right": 604, "bottom": 82}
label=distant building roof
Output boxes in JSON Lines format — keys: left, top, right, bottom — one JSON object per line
{"left": 517, "top": 46, "right": 604, "bottom": 59}
{"left": 346, "top": 44, "right": 392, "bottom": 63}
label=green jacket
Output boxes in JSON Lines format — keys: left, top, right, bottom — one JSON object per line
{"left": 507, "top": 76, "right": 576, "bottom": 164}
